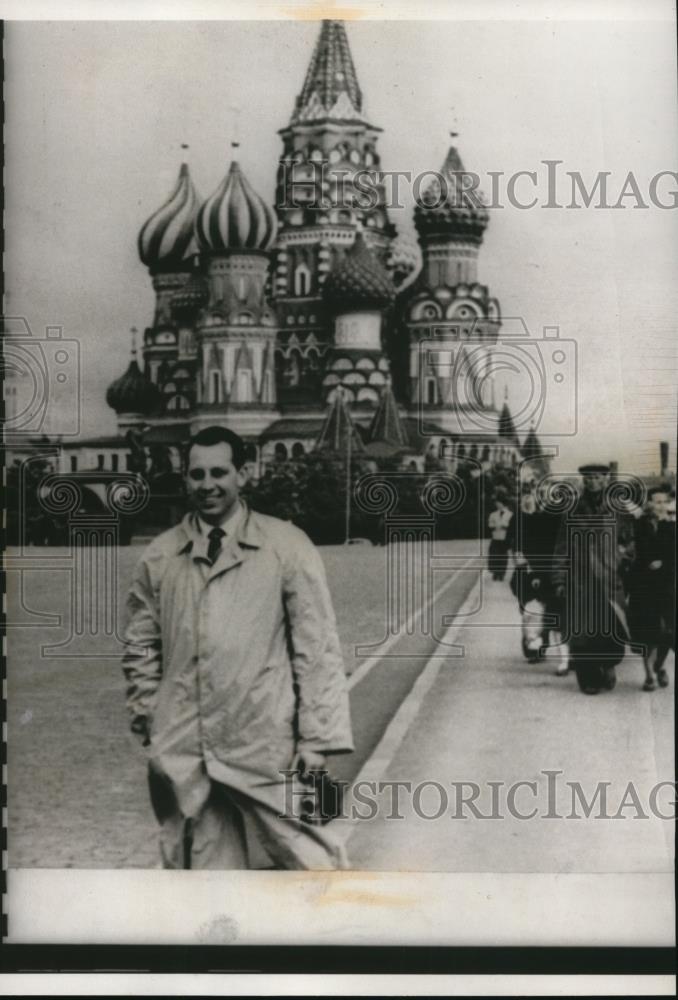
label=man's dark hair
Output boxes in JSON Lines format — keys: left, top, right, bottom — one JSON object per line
{"left": 647, "top": 485, "right": 670, "bottom": 500}
{"left": 186, "top": 426, "right": 247, "bottom": 470}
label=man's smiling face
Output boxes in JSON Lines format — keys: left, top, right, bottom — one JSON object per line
{"left": 185, "top": 441, "right": 248, "bottom": 525}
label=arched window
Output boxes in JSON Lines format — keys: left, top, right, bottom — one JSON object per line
{"left": 283, "top": 352, "right": 300, "bottom": 387}
{"left": 70, "top": 456, "right": 78, "bottom": 472}
{"left": 426, "top": 378, "right": 437, "bottom": 405}
{"left": 179, "top": 330, "right": 194, "bottom": 356}
{"left": 238, "top": 370, "right": 252, "bottom": 403}
{"left": 211, "top": 371, "right": 221, "bottom": 403}
{"left": 274, "top": 442, "right": 288, "bottom": 462}
{"left": 291, "top": 442, "right": 305, "bottom": 459}
{"left": 294, "top": 264, "right": 311, "bottom": 296}
{"left": 167, "top": 395, "right": 190, "bottom": 412}
{"left": 438, "top": 438, "right": 448, "bottom": 460}
{"left": 111, "top": 454, "right": 119, "bottom": 472}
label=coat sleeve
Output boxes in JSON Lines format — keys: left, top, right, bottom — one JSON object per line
{"left": 283, "top": 535, "right": 354, "bottom": 756}
{"left": 122, "top": 553, "right": 163, "bottom": 724}
{"left": 551, "top": 511, "right": 569, "bottom": 591}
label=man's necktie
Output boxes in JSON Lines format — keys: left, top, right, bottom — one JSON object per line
{"left": 207, "top": 526, "right": 225, "bottom": 565}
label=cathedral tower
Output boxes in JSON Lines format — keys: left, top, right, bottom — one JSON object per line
{"left": 322, "top": 233, "right": 395, "bottom": 407}
{"left": 401, "top": 141, "right": 503, "bottom": 446}
{"left": 273, "top": 19, "right": 397, "bottom": 409}
{"left": 137, "top": 163, "right": 203, "bottom": 416}
{"left": 191, "top": 156, "right": 279, "bottom": 442}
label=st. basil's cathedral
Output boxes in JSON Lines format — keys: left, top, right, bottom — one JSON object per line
{"left": 74, "top": 20, "right": 538, "bottom": 476}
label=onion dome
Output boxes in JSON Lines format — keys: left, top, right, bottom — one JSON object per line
{"left": 170, "top": 273, "right": 209, "bottom": 316}
{"left": 195, "top": 160, "right": 277, "bottom": 253}
{"left": 138, "top": 163, "right": 200, "bottom": 273}
{"left": 388, "top": 236, "right": 421, "bottom": 288}
{"left": 323, "top": 233, "right": 396, "bottom": 312}
{"left": 414, "top": 146, "right": 489, "bottom": 244}
{"left": 106, "top": 335, "right": 160, "bottom": 416}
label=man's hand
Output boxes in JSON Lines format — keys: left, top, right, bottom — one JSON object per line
{"left": 131, "top": 715, "right": 151, "bottom": 747}
{"left": 531, "top": 577, "right": 541, "bottom": 590}
{"left": 514, "top": 553, "right": 527, "bottom": 568}
{"left": 555, "top": 584, "right": 566, "bottom": 599}
{"left": 649, "top": 560, "right": 662, "bottom": 570}
{"left": 292, "top": 749, "right": 327, "bottom": 784}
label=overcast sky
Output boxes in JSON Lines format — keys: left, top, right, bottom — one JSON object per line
{"left": 4, "top": 15, "right": 677, "bottom": 473}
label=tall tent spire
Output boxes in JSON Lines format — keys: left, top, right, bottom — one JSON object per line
{"left": 522, "top": 424, "right": 544, "bottom": 460}
{"left": 316, "top": 389, "right": 365, "bottom": 454}
{"left": 498, "top": 400, "right": 520, "bottom": 447}
{"left": 367, "top": 381, "right": 409, "bottom": 448}
{"left": 292, "top": 20, "right": 364, "bottom": 124}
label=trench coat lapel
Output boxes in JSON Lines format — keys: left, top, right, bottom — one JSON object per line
{"left": 206, "top": 506, "right": 263, "bottom": 584}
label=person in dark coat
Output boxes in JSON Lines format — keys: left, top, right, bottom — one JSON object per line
{"left": 487, "top": 496, "right": 513, "bottom": 581}
{"left": 552, "top": 464, "right": 634, "bottom": 695}
{"left": 509, "top": 489, "right": 567, "bottom": 671}
{"left": 627, "top": 486, "right": 675, "bottom": 691}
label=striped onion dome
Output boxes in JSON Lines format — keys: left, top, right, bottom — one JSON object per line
{"left": 323, "top": 233, "right": 395, "bottom": 311}
{"left": 195, "top": 160, "right": 277, "bottom": 254}
{"left": 138, "top": 164, "right": 200, "bottom": 273}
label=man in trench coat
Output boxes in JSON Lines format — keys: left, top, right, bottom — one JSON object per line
{"left": 122, "top": 425, "right": 354, "bottom": 869}
{"left": 552, "top": 464, "right": 634, "bottom": 695}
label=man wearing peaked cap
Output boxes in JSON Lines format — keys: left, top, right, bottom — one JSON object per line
{"left": 578, "top": 463, "right": 610, "bottom": 475}
{"left": 552, "top": 461, "right": 633, "bottom": 694}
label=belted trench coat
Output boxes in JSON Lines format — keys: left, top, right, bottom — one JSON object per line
{"left": 122, "top": 508, "right": 354, "bottom": 820}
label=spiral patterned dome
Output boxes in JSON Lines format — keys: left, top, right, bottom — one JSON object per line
{"left": 138, "top": 163, "right": 200, "bottom": 273}
{"left": 195, "top": 160, "right": 277, "bottom": 253}
{"left": 323, "top": 233, "right": 396, "bottom": 312}
{"left": 106, "top": 355, "right": 160, "bottom": 416}
{"left": 170, "top": 273, "right": 209, "bottom": 315}
{"left": 388, "top": 235, "right": 421, "bottom": 286}
{"left": 414, "top": 146, "right": 489, "bottom": 243}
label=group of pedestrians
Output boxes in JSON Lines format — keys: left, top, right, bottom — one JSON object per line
{"left": 487, "top": 465, "right": 675, "bottom": 695}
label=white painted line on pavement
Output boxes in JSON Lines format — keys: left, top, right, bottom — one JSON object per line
{"left": 347, "top": 553, "right": 477, "bottom": 691}
{"left": 335, "top": 577, "right": 482, "bottom": 845}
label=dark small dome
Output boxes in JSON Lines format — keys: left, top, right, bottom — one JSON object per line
{"left": 414, "top": 146, "right": 489, "bottom": 243}
{"left": 106, "top": 356, "right": 160, "bottom": 416}
{"left": 323, "top": 233, "right": 396, "bottom": 312}
{"left": 170, "top": 274, "right": 209, "bottom": 315}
